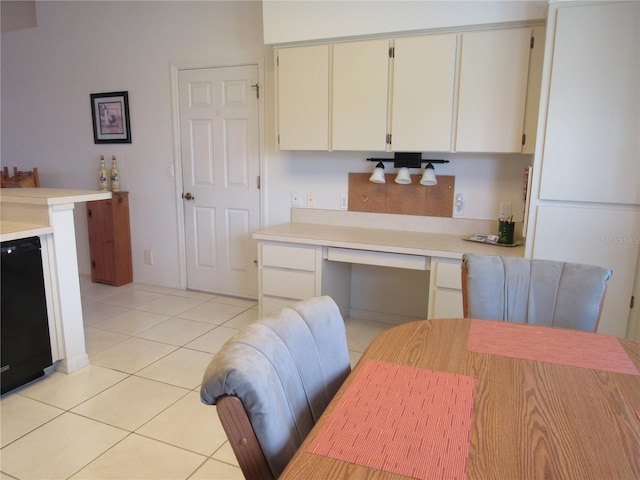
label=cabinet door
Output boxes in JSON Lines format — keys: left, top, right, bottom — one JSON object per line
{"left": 456, "top": 28, "right": 532, "bottom": 153}
{"left": 332, "top": 39, "right": 390, "bottom": 151}
{"left": 428, "top": 259, "right": 463, "bottom": 319}
{"left": 111, "top": 193, "right": 133, "bottom": 286}
{"left": 532, "top": 205, "right": 639, "bottom": 337}
{"left": 277, "top": 45, "right": 330, "bottom": 150}
{"left": 539, "top": 2, "right": 639, "bottom": 204}
{"left": 87, "top": 200, "right": 115, "bottom": 284}
{"left": 521, "top": 25, "right": 545, "bottom": 154}
{"left": 391, "top": 34, "right": 457, "bottom": 152}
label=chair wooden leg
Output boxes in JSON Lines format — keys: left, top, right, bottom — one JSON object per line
{"left": 461, "top": 266, "right": 469, "bottom": 318}
{"left": 216, "top": 395, "right": 274, "bottom": 480}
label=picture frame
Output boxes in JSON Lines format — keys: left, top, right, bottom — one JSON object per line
{"left": 90, "top": 91, "right": 131, "bottom": 144}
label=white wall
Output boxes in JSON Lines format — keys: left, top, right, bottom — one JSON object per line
{"left": 2, "top": 0, "right": 534, "bottom": 293}
{"left": 264, "top": 150, "right": 531, "bottom": 228}
{"left": 1, "top": 1, "right": 266, "bottom": 288}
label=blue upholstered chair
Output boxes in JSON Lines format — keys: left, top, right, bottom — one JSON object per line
{"left": 461, "top": 254, "right": 612, "bottom": 332}
{"left": 200, "top": 296, "right": 351, "bottom": 479}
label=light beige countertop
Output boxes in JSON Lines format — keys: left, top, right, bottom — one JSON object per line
{"left": 0, "top": 188, "right": 111, "bottom": 206}
{"left": 254, "top": 222, "right": 524, "bottom": 259}
{"left": 0, "top": 188, "right": 111, "bottom": 242}
{"left": 0, "top": 221, "right": 53, "bottom": 242}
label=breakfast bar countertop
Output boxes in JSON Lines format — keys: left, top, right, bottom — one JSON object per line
{"left": 0, "top": 188, "right": 111, "bottom": 242}
{"left": 0, "top": 221, "right": 53, "bottom": 243}
{"left": 254, "top": 221, "right": 525, "bottom": 259}
{"left": 0, "top": 188, "right": 111, "bottom": 206}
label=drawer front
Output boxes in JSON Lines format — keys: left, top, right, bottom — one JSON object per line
{"left": 261, "top": 243, "right": 317, "bottom": 271}
{"left": 262, "top": 268, "right": 317, "bottom": 299}
{"left": 434, "top": 260, "right": 462, "bottom": 289}
{"left": 432, "top": 290, "right": 464, "bottom": 318}
{"left": 327, "top": 247, "right": 428, "bottom": 270}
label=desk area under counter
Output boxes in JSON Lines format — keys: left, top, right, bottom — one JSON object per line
{"left": 254, "top": 210, "right": 525, "bottom": 322}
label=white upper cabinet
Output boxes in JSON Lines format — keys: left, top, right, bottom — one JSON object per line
{"left": 390, "top": 34, "right": 457, "bottom": 152}
{"left": 521, "top": 25, "right": 545, "bottom": 155}
{"left": 332, "top": 39, "right": 391, "bottom": 151}
{"left": 539, "top": 2, "right": 639, "bottom": 204}
{"left": 275, "top": 25, "right": 543, "bottom": 153}
{"left": 455, "top": 27, "right": 532, "bottom": 153}
{"left": 277, "top": 45, "right": 330, "bottom": 150}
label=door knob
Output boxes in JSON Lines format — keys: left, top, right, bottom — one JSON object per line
{"left": 182, "top": 192, "right": 195, "bottom": 200}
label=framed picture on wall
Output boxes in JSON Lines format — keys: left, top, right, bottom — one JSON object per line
{"left": 90, "top": 91, "right": 132, "bottom": 144}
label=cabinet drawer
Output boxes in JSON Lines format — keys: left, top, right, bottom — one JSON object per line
{"left": 262, "top": 268, "right": 317, "bottom": 299}
{"left": 327, "top": 247, "right": 428, "bottom": 270}
{"left": 261, "top": 243, "right": 317, "bottom": 271}
{"left": 434, "top": 261, "right": 462, "bottom": 289}
{"left": 432, "top": 290, "right": 464, "bottom": 319}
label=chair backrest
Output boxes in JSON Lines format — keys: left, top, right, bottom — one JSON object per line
{"left": 461, "top": 253, "right": 612, "bottom": 332}
{"left": 1, "top": 167, "right": 40, "bottom": 188}
{"left": 200, "top": 296, "right": 351, "bottom": 479}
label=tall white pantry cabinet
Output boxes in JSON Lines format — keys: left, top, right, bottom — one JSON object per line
{"left": 526, "top": 1, "right": 640, "bottom": 338}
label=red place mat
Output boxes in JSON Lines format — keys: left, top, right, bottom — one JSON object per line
{"left": 467, "top": 319, "right": 639, "bottom": 376}
{"left": 307, "top": 360, "right": 475, "bottom": 480}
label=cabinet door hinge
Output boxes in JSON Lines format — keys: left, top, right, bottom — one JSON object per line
{"left": 276, "top": 55, "right": 279, "bottom": 67}
{"left": 257, "top": 176, "right": 261, "bottom": 189}
{"left": 386, "top": 133, "right": 392, "bottom": 145}
{"left": 389, "top": 46, "right": 395, "bottom": 58}
{"left": 631, "top": 296, "right": 635, "bottom": 309}
{"left": 522, "top": 134, "right": 526, "bottom": 146}
{"left": 277, "top": 134, "right": 280, "bottom": 145}
{"left": 530, "top": 36, "right": 535, "bottom": 49}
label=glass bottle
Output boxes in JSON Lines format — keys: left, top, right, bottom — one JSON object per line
{"left": 98, "top": 155, "right": 109, "bottom": 191}
{"left": 110, "top": 155, "right": 120, "bottom": 192}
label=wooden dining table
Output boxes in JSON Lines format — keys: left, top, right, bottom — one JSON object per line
{"left": 280, "top": 318, "right": 640, "bottom": 479}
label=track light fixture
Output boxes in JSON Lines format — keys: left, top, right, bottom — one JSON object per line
{"left": 369, "top": 161, "right": 386, "bottom": 184}
{"left": 420, "top": 162, "right": 438, "bottom": 186}
{"left": 367, "top": 154, "right": 449, "bottom": 185}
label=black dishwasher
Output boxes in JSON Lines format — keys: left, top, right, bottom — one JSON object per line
{"left": 1, "top": 236, "right": 52, "bottom": 394}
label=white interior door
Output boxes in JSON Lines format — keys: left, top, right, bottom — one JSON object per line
{"left": 178, "top": 65, "right": 260, "bottom": 298}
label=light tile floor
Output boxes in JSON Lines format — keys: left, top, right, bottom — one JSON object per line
{"left": 0, "top": 278, "right": 395, "bottom": 480}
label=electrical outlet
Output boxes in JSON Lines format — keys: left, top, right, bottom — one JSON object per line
{"left": 453, "top": 193, "right": 464, "bottom": 217}
{"left": 500, "top": 201, "right": 512, "bottom": 218}
{"left": 306, "top": 192, "right": 316, "bottom": 208}
{"left": 291, "top": 191, "right": 302, "bottom": 207}
{"left": 143, "top": 250, "right": 154, "bottom": 265}
{"left": 340, "top": 193, "right": 348, "bottom": 210}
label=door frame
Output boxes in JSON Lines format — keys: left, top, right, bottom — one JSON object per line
{"left": 170, "top": 58, "right": 266, "bottom": 291}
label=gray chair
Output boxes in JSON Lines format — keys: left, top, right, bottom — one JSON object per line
{"left": 461, "top": 253, "right": 612, "bottom": 332}
{"left": 200, "top": 296, "right": 351, "bottom": 480}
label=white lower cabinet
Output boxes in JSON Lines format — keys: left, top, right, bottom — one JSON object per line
{"left": 259, "top": 241, "right": 465, "bottom": 321}
{"left": 428, "top": 258, "right": 463, "bottom": 319}
{"left": 259, "top": 242, "right": 321, "bottom": 317}
{"left": 258, "top": 241, "right": 351, "bottom": 318}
